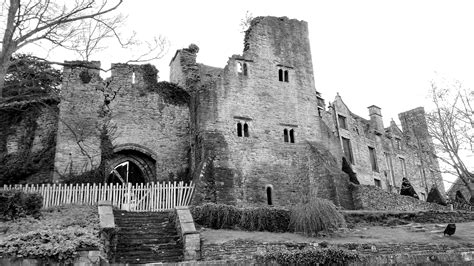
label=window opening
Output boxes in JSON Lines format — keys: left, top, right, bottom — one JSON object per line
{"left": 266, "top": 186, "right": 273, "bottom": 205}
{"left": 374, "top": 179, "right": 381, "bottom": 188}
{"left": 132, "top": 71, "right": 136, "bottom": 84}
{"left": 237, "top": 62, "right": 243, "bottom": 73}
{"left": 399, "top": 157, "right": 407, "bottom": 177}
{"left": 384, "top": 152, "right": 395, "bottom": 185}
{"left": 244, "top": 123, "right": 249, "bottom": 137}
{"left": 395, "top": 139, "right": 401, "bottom": 150}
{"left": 237, "top": 122, "right": 242, "bottom": 137}
{"left": 284, "top": 70, "right": 289, "bottom": 82}
{"left": 338, "top": 115, "right": 347, "bottom": 129}
{"left": 342, "top": 137, "right": 354, "bottom": 164}
{"left": 278, "top": 69, "right": 283, "bottom": 81}
{"left": 420, "top": 192, "right": 426, "bottom": 201}
{"left": 289, "top": 129, "right": 295, "bottom": 143}
{"left": 369, "top": 147, "right": 378, "bottom": 172}
{"left": 243, "top": 63, "right": 248, "bottom": 76}
{"left": 283, "top": 129, "right": 289, "bottom": 142}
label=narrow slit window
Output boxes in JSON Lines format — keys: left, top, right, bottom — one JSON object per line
{"left": 237, "top": 122, "right": 242, "bottom": 137}
{"left": 289, "top": 129, "right": 295, "bottom": 143}
{"left": 278, "top": 69, "right": 283, "bottom": 81}
{"left": 243, "top": 63, "right": 248, "bottom": 76}
{"left": 132, "top": 71, "right": 136, "bottom": 84}
{"left": 266, "top": 186, "right": 273, "bottom": 205}
{"left": 284, "top": 70, "right": 289, "bottom": 82}
{"left": 283, "top": 129, "right": 289, "bottom": 142}
{"left": 244, "top": 123, "right": 249, "bottom": 137}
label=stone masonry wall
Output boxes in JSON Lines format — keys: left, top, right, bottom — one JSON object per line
{"left": 171, "top": 17, "right": 354, "bottom": 208}
{"left": 107, "top": 64, "right": 189, "bottom": 180}
{"left": 329, "top": 96, "right": 444, "bottom": 201}
{"left": 0, "top": 99, "right": 58, "bottom": 184}
{"left": 351, "top": 184, "right": 448, "bottom": 211}
{"left": 54, "top": 62, "right": 103, "bottom": 179}
{"left": 54, "top": 62, "right": 190, "bottom": 181}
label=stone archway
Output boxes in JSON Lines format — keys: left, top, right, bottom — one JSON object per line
{"left": 105, "top": 149, "right": 156, "bottom": 184}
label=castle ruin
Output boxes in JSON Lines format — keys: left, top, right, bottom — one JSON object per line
{"left": 1, "top": 16, "right": 445, "bottom": 208}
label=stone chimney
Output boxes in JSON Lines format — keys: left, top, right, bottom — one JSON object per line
{"left": 368, "top": 105, "right": 384, "bottom": 133}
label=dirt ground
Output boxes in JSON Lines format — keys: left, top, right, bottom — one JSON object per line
{"left": 200, "top": 221, "right": 474, "bottom": 246}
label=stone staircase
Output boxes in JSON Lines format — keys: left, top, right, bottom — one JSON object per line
{"left": 112, "top": 210, "right": 184, "bottom": 264}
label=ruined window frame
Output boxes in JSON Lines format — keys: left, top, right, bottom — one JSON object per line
{"left": 341, "top": 137, "right": 354, "bottom": 164}
{"left": 338, "top": 114, "right": 348, "bottom": 130}
{"left": 368, "top": 146, "right": 379, "bottom": 172}
{"left": 284, "top": 70, "right": 289, "bottom": 82}
{"left": 243, "top": 63, "right": 248, "bottom": 76}
{"left": 399, "top": 157, "right": 407, "bottom": 177}
{"left": 289, "top": 129, "right": 295, "bottom": 143}
{"left": 237, "top": 62, "right": 243, "bottom": 74}
{"left": 283, "top": 129, "right": 289, "bottom": 142}
{"left": 278, "top": 69, "right": 283, "bottom": 81}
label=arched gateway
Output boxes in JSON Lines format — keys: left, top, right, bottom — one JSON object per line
{"left": 105, "top": 145, "right": 157, "bottom": 184}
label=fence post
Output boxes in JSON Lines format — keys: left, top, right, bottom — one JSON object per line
{"left": 127, "top": 182, "right": 131, "bottom": 211}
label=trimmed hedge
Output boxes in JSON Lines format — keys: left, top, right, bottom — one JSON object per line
{"left": 191, "top": 203, "right": 290, "bottom": 232}
{"left": 255, "top": 246, "right": 359, "bottom": 265}
{"left": 0, "top": 190, "right": 43, "bottom": 220}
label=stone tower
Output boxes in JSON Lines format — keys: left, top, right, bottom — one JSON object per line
{"left": 398, "top": 107, "right": 445, "bottom": 193}
{"left": 170, "top": 16, "right": 350, "bottom": 207}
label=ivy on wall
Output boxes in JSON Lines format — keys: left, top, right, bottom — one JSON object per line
{"left": 140, "top": 64, "right": 190, "bottom": 106}
{"left": 0, "top": 102, "right": 58, "bottom": 185}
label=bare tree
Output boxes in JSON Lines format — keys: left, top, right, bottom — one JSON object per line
{"left": 0, "top": 0, "right": 168, "bottom": 98}
{"left": 427, "top": 81, "right": 474, "bottom": 199}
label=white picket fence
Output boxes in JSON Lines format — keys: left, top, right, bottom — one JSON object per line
{"left": 2, "top": 181, "right": 195, "bottom": 212}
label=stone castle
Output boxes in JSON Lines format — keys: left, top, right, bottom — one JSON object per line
{"left": 3, "top": 16, "right": 445, "bottom": 208}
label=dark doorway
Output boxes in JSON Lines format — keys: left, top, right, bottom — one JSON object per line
{"left": 108, "top": 160, "right": 146, "bottom": 184}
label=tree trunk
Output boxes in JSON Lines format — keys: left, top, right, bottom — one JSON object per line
{"left": 0, "top": 65, "right": 7, "bottom": 98}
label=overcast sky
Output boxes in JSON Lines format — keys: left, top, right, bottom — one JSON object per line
{"left": 26, "top": 0, "right": 474, "bottom": 189}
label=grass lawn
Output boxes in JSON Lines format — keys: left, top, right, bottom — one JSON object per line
{"left": 201, "top": 221, "right": 474, "bottom": 246}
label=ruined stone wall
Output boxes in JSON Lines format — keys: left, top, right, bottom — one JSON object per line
{"left": 171, "top": 17, "right": 354, "bottom": 208}
{"left": 107, "top": 64, "right": 190, "bottom": 180}
{"left": 54, "top": 62, "right": 190, "bottom": 181}
{"left": 54, "top": 62, "right": 103, "bottom": 179}
{"left": 0, "top": 99, "right": 58, "bottom": 184}
{"left": 351, "top": 184, "right": 448, "bottom": 211}
{"left": 399, "top": 107, "right": 445, "bottom": 194}
{"left": 330, "top": 96, "right": 444, "bottom": 201}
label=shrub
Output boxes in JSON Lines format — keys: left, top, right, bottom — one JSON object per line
{"left": 0, "top": 227, "right": 100, "bottom": 262}
{"left": 290, "top": 198, "right": 346, "bottom": 236}
{"left": 3, "top": 204, "right": 99, "bottom": 236}
{"left": 255, "top": 246, "right": 359, "bottom": 265}
{"left": 0, "top": 190, "right": 43, "bottom": 220}
{"left": 191, "top": 203, "right": 290, "bottom": 232}
{"left": 191, "top": 203, "right": 241, "bottom": 229}
{"left": 239, "top": 207, "right": 290, "bottom": 232}
{"left": 427, "top": 186, "right": 447, "bottom": 206}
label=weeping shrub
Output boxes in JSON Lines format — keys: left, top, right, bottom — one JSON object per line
{"left": 290, "top": 198, "right": 346, "bottom": 236}
{"left": 427, "top": 186, "right": 447, "bottom": 206}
